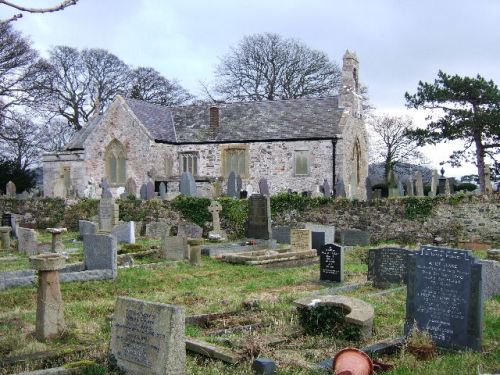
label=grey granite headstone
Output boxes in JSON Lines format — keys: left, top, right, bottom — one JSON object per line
{"left": 477, "top": 259, "right": 499, "bottom": 299}
{"left": 340, "top": 229, "right": 370, "bottom": 246}
{"left": 140, "top": 184, "right": 148, "bottom": 200}
{"left": 438, "top": 176, "right": 446, "bottom": 195}
{"left": 79, "top": 220, "right": 97, "bottom": 237}
{"left": 368, "top": 247, "right": 410, "bottom": 285}
{"left": 161, "top": 235, "right": 188, "bottom": 260}
{"left": 312, "top": 232, "right": 325, "bottom": 255}
{"left": 177, "top": 223, "right": 203, "bottom": 239}
{"left": 112, "top": 222, "right": 136, "bottom": 244}
{"left": 405, "top": 245, "right": 483, "bottom": 351}
{"left": 83, "top": 234, "right": 117, "bottom": 278}
{"left": 17, "top": 227, "right": 38, "bottom": 255}
{"left": 322, "top": 179, "right": 331, "bottom": 197}
{"left": 146, "top": 181, "right": 155, "bottom": 200}
{"left": 110, "top": 297, "right": 185, "bottom": 375}
{"left": 159, "top": 182, "right": 167, "bottom": 199}
{"left": 180, "top": 172, "right": 197, "bottom": 196}
{"left": 320, "top": 243, "right": 344, "bottom": 282}
{"left": 259, "top": 178, "right": 270, "bottom": 196}
{"left": 246, "top": 194, "right": 272, "bottom": 239}
{"left": 365, "top": 177, "right": 373, "bottom": 200}
{"left": 272, "top": 226, "right": 291, "bottom": 244}
{"left": 227, "top": 171, "right": 237, "bottom": 198}
{"left": 335, "top": 179, "right": 346, "bottom": 197}
{"left": 145, "top": 222, "right": 170, "bottom": 239}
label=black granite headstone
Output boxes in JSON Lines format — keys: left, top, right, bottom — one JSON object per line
{"left": 246, "top": 194, "right": 271, "bottom": 239}
{"left": 312, "top": 231, "right": 325, "bottom": 255}
{"left": 368, "top": 247, "right": 410, "bottom": 286}
{"left": 320, "top": 244, "right": 344, "bottom": 282}
{"left": 272, "top": 226, "right": 291, "bottom": 244}
{"left": 405, "top": 245, "right": 483, "bottom": 351}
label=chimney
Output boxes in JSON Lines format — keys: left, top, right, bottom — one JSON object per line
{"left": 209, "top": 105, "right": 219, "bottom": 129}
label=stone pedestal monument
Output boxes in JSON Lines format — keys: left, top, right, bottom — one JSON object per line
{"left": 46, "top": 228, "right": 67, "bottom": 253}
{"left": 188, "top": 238, "right": 204, "bottom": 266}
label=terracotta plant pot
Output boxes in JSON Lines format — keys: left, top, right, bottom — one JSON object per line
{"left": 333, "top": 348, "right": 374, "bottom": 375}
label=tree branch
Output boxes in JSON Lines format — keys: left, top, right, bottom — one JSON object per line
{"left": 0, "top": 0, "right": 78, "bottom": 13}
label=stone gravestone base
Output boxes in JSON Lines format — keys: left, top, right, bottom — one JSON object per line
{"left": 110, "top": 297, "right": 185, "bottom": 375}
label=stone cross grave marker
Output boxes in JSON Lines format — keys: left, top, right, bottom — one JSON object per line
{"left": 17, "top": 227, "right": 38, "bottom": 255}
{"left": 259, "top": 178, "right": 269, "bottom": 196}
{"left": 415, "top": 171, "right": 424, "bottom": 196}
{"left": 208, "top": 201, "right": 222, "bottom": 232}
{"left": 405, "top": 245, "right": 483, "bottom": 351}
{"left": 368, "top": 247, "right": 411, "bottom": 287}
{"left": 99, "top": 197, "right": 117, "bottom": 233}
{"left": 320, "top": 243, "right": 344, "bottom": 282}
{"left": 246, "top": 194, "right": 271, "bottom": 239}
{"left": 6, "top": 180, "right": 16, "bottom": 197}
{"left": 110, "top": 296, "right": 185, "bottom": 375}
{"left": 159, "top": 182, "right": 167, "bottom": 199}
{"left": 290, "top": 229, "right": 312, "bottom": 251}
{"left": 227, "top": 171, "right": 237, "bottom": 198}
{"left": 180, "top": 172, "right": 197, "bottom": 196}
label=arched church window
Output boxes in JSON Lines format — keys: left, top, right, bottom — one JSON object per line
{"left": 353, "top": 139, "right": 361, "bottom": 186}
{"left": 104, "top": 140, "right": 127, "bottom": 184}
{"left": 353, "top": 67, "right": 359, "bottom": 93}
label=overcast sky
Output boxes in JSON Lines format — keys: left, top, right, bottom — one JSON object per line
{"left": 2, "top": 0, "right": 499, "bottom": 176}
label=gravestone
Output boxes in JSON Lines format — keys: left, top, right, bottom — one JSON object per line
{"left": 365, "top": 177, "right": 373, "bottom": 200}
{"left": 6, "top": 181, "right": 16, "bottom": 197}
{"left": 438, "top": 168, "right": 446, "bottom": 195}
{"left": 311, "top": 184, "right": 322, "bottom": 198}
{"left": 444, "top": 178, "right": 451, "bottom": 195}
{"left": 17, "top": 227, "right": 38, "bottom": 255}
{"left": 101, "top": 178, "right": 113, "bottom": 198}
{"left": 290, "top": 229, "right": 312, "bottom": 251}
{"left": 79, "top": 220, "right": 98, "bottom": 238}
{"left": 146, "top": 181, "right": 155, "bottom": 200}
{"left": 430, "top": 169, "right": 438, "bottom": 196}
{"left": 246, "top": 195, "right": 272, "bottom": 239}
{"left": 110, "top": 297, "right": 185, "bottom": 375}
{"left": 448, "top": 177, "right": 456, "bottom": 194}
{"left": 340, "top": 229, "right": 370, "bottom": 246}
{"left": 240, "top": 190, "right": 248, "bottom": 199}
{"left": 415, "top": 171, "right": 424, "bottom": 196}
{"left": 236, "top": 175, "right": 243, "bottom": 195}
{"left": 112, "top": 222, "right": 136, "bottom": 244}
{"left": 99, "top": 197, "right": 117, "bottom": 233}
{"left": 397, "top": 180, "right": 404, "bottom": 196}
{"left": 406, "top": 178, "right": 414, "bottom": 196}
{"left": 180, "top": 172, "right": 197, "bottom": 196}
{"left": 311, "top": 232, "right": 325, "bottom": 255}
{"left": 208, "top": 201, "right": 226, "bottom": 240}
{"left": 1, "top": 212, "right": 17, "bottom": 237}
{"left": 259, "top": 178, "right": 270, "bottom": 196}
{"left": 484, "top": 164, "right": 493, "bottom": 194}
{"left": 159, "top": 182, "right": 167, "bottom": 199}
{"left": 320, "top": 244, "right": 344, "bottom": 282}
{"left": 303, "top": 223, "right": 335, "bottom": 245}
{"left": 145, "top": 222, "right": 170, "bottom": 239}
{"left": 83, "top": 234, "right": 117, "bottom": 278}
{"left": 477, "top": 259, "right": 499, "bottom": 300}
{"left": 272, "top": 226, "right": 291, "bottom": 244}
{"left": 177, "top": 223, "right": 203, "bottom": 239}
{"left": 322, "top": 179, "right": 331, "bottom": 197}
{"left": 368, "top": 247, "right": 410, "bottom": 286}
{"left": 335, "top": 178, "right": 345, "bottom": 197}
{"left": 140, "top": 184, "right": 148, "bottom": 200}
{"left": 125, "top": 178, "right": 137, "bottom": 197}
{"left": 405, "top": 245, "right": 483, "bottom": 351}
{"left": 227, "top": 171, "right": 237, "bottom": 198}
{"left": 161, "top": 235, "right": 188, "bottom": 260}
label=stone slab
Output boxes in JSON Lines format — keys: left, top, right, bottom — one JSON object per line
{"left": 290, "top": 229, "right": 312, "bottom": 251}
{"left": 186, "top": 338, "right": 240, "bottom": 364}
{"left": 112, "top": 221, "right": 136, "bottom": 244}
{"left": 303, "top": 223, "right": 335, "bottom": 245}
{"left": 177, "top": 223, "right": 203, "bottom": 239}
{"left": 145, "top": 221, "right": 170, "bottom": 239}
{"left": 161, "top": 236, "right": 188, "bottom": 260}
{"left": 368, "top": 247, "right": 411, "bottom": 285}
{"left": 83, "top": 234, "right": 117, "bottom": 277}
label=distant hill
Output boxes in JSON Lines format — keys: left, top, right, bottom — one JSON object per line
{"left": 368, "top": 162, "right": 433, "bottom": 185}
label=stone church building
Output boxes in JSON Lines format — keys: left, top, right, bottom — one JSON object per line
{"left": 43, "top": 51, "right": 369, "bottom": 199}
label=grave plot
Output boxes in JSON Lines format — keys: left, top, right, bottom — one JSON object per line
{"left": 220, "top": 247, "right": 318, "bottom": 266}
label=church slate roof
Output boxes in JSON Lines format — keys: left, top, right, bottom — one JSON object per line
{"left": 65, "top": 114, "right": 103, "bottom": 150}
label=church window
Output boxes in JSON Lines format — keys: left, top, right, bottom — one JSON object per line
{"left": 104, "top": 140, "right": 126, "bottom": 184}
{"left": 352, "top": 139, "right": 361, "bottom": 186}
{"left": 180, "top": 152, "right": 198, "bottom": 176}
{"left": 294, "top": 150, "right": 310, "bottom": 176}
{"left": 222, "top": 147, "right": 248, "bottom": 177}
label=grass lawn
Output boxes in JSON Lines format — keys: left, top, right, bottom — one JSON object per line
{"left": 0, "top": 232, "right": 498, "bottom": 374}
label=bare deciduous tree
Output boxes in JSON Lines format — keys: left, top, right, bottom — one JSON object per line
{"left": 213, "top": 33, "right": 342, "bottom": 102}
{"left": 369, "top": 115, "right": 426, "bottom": 181}
{"left": 128, "top": 67, "right": 193, "bottom": 106}
{"left": 0, "top": 0, "right": 78, "bottom": 24}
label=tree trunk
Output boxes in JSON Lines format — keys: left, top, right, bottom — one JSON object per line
{"left": 474, "top": 133, "right": 486, "bottom": 194}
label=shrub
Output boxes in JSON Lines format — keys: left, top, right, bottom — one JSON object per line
{"left": 404, "top": 196, "right": 435, "bottom": 220}
{"left": 456, "top": 182, "right": 477, "bottom": 192}
{"left": 64, "top": 199, "right": 99, "bottom": 230}
{"left": 218, "top": 197, "right": 248, "bottom": 238}
{"left": 297, "top": 305, "right": 361, "bottom": 340}
{"left": 171, "top": 195, "right": 211, "bottom": 227}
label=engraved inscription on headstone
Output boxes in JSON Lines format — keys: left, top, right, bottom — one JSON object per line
{"left": 320, "top": 243, "right": 344, "bottom": 282}
{"left": 246, "top": 194, "right": 271, "bottom": 239}
{"left": 405, "top": 246, "right": 483, "bottom": 351}
{"left": 290, "top": 229, "right": 312, "bottom": 251}
{"left": 99, "top": 198, "right": 115, "bottom": 233}
{"left": 368, "top": 247, "right": 410, "bottom": 285}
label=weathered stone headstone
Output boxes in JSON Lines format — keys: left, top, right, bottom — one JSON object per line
{"left": 17, "top": 227, "right": 38, "bottom": 255}
{"left": 311, "top": 184, "right": 322, "bottom": 198}
{"left": 159, "top": 182, "right": 167, "bottom": 199}
{"left": 146, "top": 180, "right": 155, "bottom": 200}
{"left": 477, "top": 259, "right": 499, "bottom": 300}
{"left": 340, "top": 229, "right": 370, "bottom": 246}
{"left": 110, "top": 297, "right": 185, "bottom": 375}
{"left": 335, "top": 178, "right": 345, "bottom": 197}
{"left": 99, "top": 197, "right": 117, "bottom": 233}
{"left": 246, "top": 195, "right": 272, "bottom": 239}
{"left": 368, "top": 247, "right": 410, "bottom": 287}
{"left": 161, "top": 235, "right": 188, "bottom": 260}
{"left": 415, "top": 171, "right": 424, "bottom": 196}
{"left": 140, "top": 184, "right": 148, "bottom": 200}
{"left": 291, "top": 229, "right": 312, "bottom": 251}
{"left": 6, "top": 180, "right": 16, "bottom": 197}
{"left": 188, "top": 238, "right": 204, "bottom": 266}
{"left": 101, "top": 178, "right": 113, "bottom": 198}
{"left": 448, "top": 177, "right": 456, "bottom": 194}
{"left": 322, "top": 179, "right": 331, "bottom": 197}
{"left": 227, "top": 171, "right": 237, "bottom": 198}
{"left": 320, "top": 244, "right": 344, "bottom": 282}
{"left": 406, "top": 178, "right": 414, "bottom": 196}
{"left": 79, "top": 220, "right": 98, "bottom": 237}
{"left": 208, "top": 201, "right": 226, "bottom": 240}
{"left": 180, "top": 171, "right": 197, "bottom": 196}
{"left": 125, "top": 178, "right": 137, "bottom": 197}
{"left": 405, "top": 245, "right": 483, "bottom": 351}
{"left": 145, "top": 222, "right": 170, "bottom": 239}
{"left": 177, "top": 222, "right": 203, "bottom": 239}
{"left": 83, "top": 234, "right": 117, "bottom": 278}
{"left": 236, "top": 175, "right": 243, "bottom": 195}
{"left": 112, "top": 222, "right": 136, "bottom": 244}
{"left": 484, "top": 164, "right": 493, "bottom": 194}
{"left": 365, "top": 177, "right": 373, "bottom": 200}
{"left": 430, "top": 169, "right": 438, "bottom": 196}
{"left": 444, "top": 178, "right": 451, "bottom": 196}
{"left": 272, "top": 226, "right": 291, "bottom": 244}
{"left": 258, "top": 178, "right": 270, "bottom": 196}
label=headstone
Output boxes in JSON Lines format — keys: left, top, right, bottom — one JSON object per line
{"left": 311, "top": 184, "right": 322, "bottom": 198}
{"left": 180, "top": 172, "right": 197, "bottom": 196}
{"left": 2, "top": 212, "right": 16, "bottom": 237}
{"left": 140, "top": 184, "right": 148, "bottom": 200}
{"left": 272, "top": 226, "right": 291, "bottom": 244}
{"left": 159, "top": 182, "right": 167, "bottom": 199}
{"left": 161, "top": 235, "right": 188, "bottom": 260}
{"left": 448, "top": 177, "right": 456, "bottom": 194}
{"left": 125, "top": 178, "right": 137, "bottom": 197}
{"left": 177, "top": 223, "right": 203, "bottom": 239}
{"left": 17, "top": 227, "right": 38, "bottom": 255}
{"left": 145, "top": 222, "right": 170, "bottom": 239}
{"left": 110, "top": 297, "right": 185, "bottom": 375}
{"left": 365, "top": 177, "right": 373, "bottom": 200}
{"left": 146, "top": 180, "right": 155, "bottom": 200}
{"left": 258, "top": 178, "right": 270, "bottom": 196}
{"left": 406, "top": 178, "right": 414, "bottom": 196}
{"left": 240, "top": 190, "right": 248, "bottom": 199}
{"left": 211, "top": 179, "right": 222, "bottom": 198}
{"left": 322, "top": 179, "right": 331, "bottom": 197}
{"left": 477, "top": 259, "right": 499, "bottom": 299}
{"left": 290, "top": 229, "right": 312, "bottom": 251}
{"left": 101, "top": 178, "right": 113, "bottom": 198}
{"left": 112, "top": 222, "right": 136, "bottom": 244}
{"left": 79, "top": 220, "right": 98, "bottom": 237}
{"left": 188, "top": 238, "right": 203, "bottom": 266}
{"left": 303, "top": 223, "right": 335, "bottom": 245}
{"left": 311, "top": 232, "right": 325, "bottom": 255}
{"left": 246, "top": 195, "right": 272, "bottom": 239}
{"left": 208, "top": 201, "right": 226, "bottom": 240}
{"left": 444, "top": 178, "right": 451, "bottom": 195}
{"left": 415, "top": 171, "right": 424, "bottom": 196}
{"left": 397, "top": 180, "right": 404, "bottom": 196}
{"left": 0, "top": 226, "right": 11, "bottom": 251}
{"left": 335, "top": 178, "right": 345, "bottom": 197}
{"left": 99, "top": 197, "right": 117, "bottom": 233}
{"left": 405, "top": 245, "right": 483, "bottom": 351}
{"left": 252, "top": 358, "right": 277, "bottom": 375}
{"left": 6, "top": 180, "right": 16, "bottom": 197}
{"left": 236, "top": 175, "right": 243, "bottom": 195}
{"left": 340, "top": 229, "right": 370, "bottom": 246}
{"left": 368, "top": 247, "right": 410, "bottom": 286}
{"left": 430, "top": 169, "right": 438, "bottom": 196}
{"left": 320, "top": 244, "right": 344, "bottom": 282}
{"left": 83, "top": 234, "right": 117, "bottom": 277}
{"left": 227, "top": 171, "right": 237, "bottom": 198}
